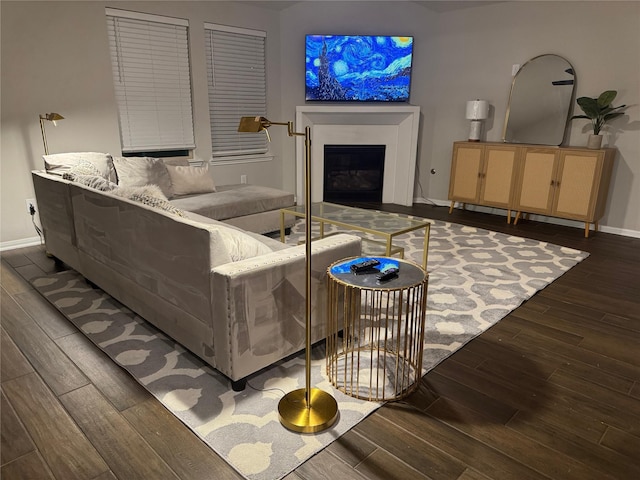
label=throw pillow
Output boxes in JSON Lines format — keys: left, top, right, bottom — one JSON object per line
{"left": 62, "top": 160, "right": 117, "bottom": 191}
{"left": 67, "top": 159, "right": 103, "bottom": 177}
{"left": 112, "top": 156, "right": 173, "bottom": 199}
{"left": 43, "top": 152, "right": 117, "bottom": 183}
{"left": 63, "top": 173, "right": 117, "bottom": 192}
{"left": 113, "top": 185, "right": 186, "bottom": 217}
{"left": 212, "top": 224, "right": 273, "bottom": 262}
{"left": 166, "top": 164, "right": 216, "bottom": 196}
{"left": 162, "top": 158, "right": 190, "bottom": 167}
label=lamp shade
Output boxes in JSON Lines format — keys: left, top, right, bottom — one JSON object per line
{"left": 238, "top": 116, "right": 267, "bottom": 133}
{"left": 43, "top": 113, "right": 64, "bottom": 122}
{"left": 465, "top": 100, "right": 489, "bottom": 120}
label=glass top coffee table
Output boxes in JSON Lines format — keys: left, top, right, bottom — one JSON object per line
{"left": 280, "top": 202, "right": 430, "bottom": 269}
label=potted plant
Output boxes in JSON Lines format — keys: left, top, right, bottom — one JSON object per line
{"left": 571, "top": 90, "right": 627, "bottom": 149}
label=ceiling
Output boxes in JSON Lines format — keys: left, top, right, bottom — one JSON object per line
{"left": 236, "top": 1, "right": 502, "bottom": 13}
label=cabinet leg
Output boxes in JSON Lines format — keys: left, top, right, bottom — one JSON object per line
{"left": 507, "top": 209, "right": 512, "bottom": 224}
{"left": 514, "top": 211, "right": 522, "bottom": 225}
{"left": 449, "top": 201, "right": 455, "bottom": 214}
{"left": 585, "top": 223, "right": 590, "bottom": 238}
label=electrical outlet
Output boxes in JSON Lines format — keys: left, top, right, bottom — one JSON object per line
{"left": 241, "top": 175, "right": 247, "bottom": 184}
{"left": 26, "top": 198, "right": 37, "bottom": 215}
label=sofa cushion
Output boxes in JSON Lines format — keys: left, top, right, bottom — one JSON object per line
{"left": 169, "top": 184, "right": 295, "bottom": 221}
{"left": 44, "top": 152, "right": 117, "bottom": 183}
{"left": 166, "top": 164, "right": 216, "bottom": 196}
{"left": 113, "top": 156, "right": 173, "bottom": 198}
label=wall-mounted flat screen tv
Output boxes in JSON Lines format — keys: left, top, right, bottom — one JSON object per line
{"left": 305, "top": 35, "right": 413, "bottom": 102}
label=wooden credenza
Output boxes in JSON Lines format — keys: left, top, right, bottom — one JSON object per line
{"left": 448, "top": 142, "right": 520, "bottom": 223}
{"left": 448, "top": 141, "right": 616, "bottom": 237}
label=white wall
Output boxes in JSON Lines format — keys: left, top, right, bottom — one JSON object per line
{"left": 2, "top": 1, "right": 639, "bottom": 247}
{"left": 1, "top": 0, "right": 284, "bottom": 245}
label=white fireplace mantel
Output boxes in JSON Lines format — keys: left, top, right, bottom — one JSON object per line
{"left": 295, "top": 104, "right": 421, "bottom": 206}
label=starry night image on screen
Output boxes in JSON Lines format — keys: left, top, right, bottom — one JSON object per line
{"left": 305, "top": 35, "right": 413, "bottom": 102}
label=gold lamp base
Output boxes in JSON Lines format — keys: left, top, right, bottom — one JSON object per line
{"left": 278, "top": 388, "right": 338, "bottom": 433}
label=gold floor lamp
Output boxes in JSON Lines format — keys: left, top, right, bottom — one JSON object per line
{"left": 238, "top": 116, "right": 338, "bottom": 433}
{"left": 39, "top": 112, "right": 64, "bottom": 155}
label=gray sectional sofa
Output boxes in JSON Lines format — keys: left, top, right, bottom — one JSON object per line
{"left": 32, "top": 153, "right": 361, "bottom": 390}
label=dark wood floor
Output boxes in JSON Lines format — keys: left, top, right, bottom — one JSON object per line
{"left": 2, "top": 204, "right": 639, "bottom": 480}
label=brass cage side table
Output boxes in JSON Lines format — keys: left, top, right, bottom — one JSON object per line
{"left": 326, "top": 257, "right": 428, "bottom": 401}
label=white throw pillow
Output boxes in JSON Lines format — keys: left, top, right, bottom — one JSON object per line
{"left": 43, "top": 152, "right": 117, "bottom": 183}
{"left": 166, "top": 164, "right": 216, "bottom": 196}
{"left": 114, "top": 184, "right": 167, "bottom": 200}
{"left": 212, "top": 224, "right": 273, "bottom": 262}
{"left": 64, "top": 173, "right": 117, "bottom": 192}
{"left": 112, "top": 185, "right": 186, "bottom": 217}
{"left": 113, "top": 156, "right": 173, "bottom": 198}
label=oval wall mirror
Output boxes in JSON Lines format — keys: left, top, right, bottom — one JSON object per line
{"left": 503, "top": 54, "right": 575, "bottom": 146}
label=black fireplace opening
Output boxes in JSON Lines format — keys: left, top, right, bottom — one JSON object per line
{"left": 323, "top": 144, "right": 385, "bottom": 203}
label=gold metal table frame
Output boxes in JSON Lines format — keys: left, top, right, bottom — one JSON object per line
{"left": 280, "top": 202, "right": 431, "bottom": 270}
{"left": 326, "top": 257, "right": 428, "bottom": 402}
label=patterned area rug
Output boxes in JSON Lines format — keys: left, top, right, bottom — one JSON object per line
{"left": 31, "top": 216, "right": 588, "bottom": 480}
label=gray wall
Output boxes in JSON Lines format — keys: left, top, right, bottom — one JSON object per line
{"left": 278, "top": 1, "right": 440, "bottom": 205}
{"left": 426, "top": 1, "right": 640, "bottom": 236}
{"left": 2, "top": 1, "right": 639, "bottom": 247}
{"left": 1, "top": 0, "right": 284, "bottom": 245}
{"left": 278, "top": 1, "right": 640, "bottom": 236}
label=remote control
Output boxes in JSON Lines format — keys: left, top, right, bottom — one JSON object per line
{"left": 350, "top": 259, "right": 380, "bottom": 274}
{"left": 377, "top": 267, "right": 399, "bottom": 282}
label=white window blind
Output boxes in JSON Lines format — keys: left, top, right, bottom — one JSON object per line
{"left": 106, "top": 9, "right": 195, "bottom": 153}
{"left": 205, "top": 24, "right": 267, "bottom": 159}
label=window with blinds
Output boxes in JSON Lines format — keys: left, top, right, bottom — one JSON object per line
{"left": 205, "top": 24, "right": 267, "bottom": 159}
{"left": 106, "top": 9, "right": 195, "bottom": 154}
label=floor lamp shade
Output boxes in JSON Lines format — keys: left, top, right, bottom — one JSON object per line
{"left": 39, "top": 112, "right": 64, "bottom": 155}
{"left": 237, "top": 116, "right": 338, "bottom": 433}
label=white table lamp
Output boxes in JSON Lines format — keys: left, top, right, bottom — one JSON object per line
{"left": 466, "top": 100, "right": 489, "bottom": 142}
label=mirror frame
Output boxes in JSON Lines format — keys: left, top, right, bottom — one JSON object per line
{"left": 502, "top": 54, "right": 576, "bottom": 146}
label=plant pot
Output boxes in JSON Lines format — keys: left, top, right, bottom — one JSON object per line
{"left": 587, "top": 134, "right": 603, "bottom": 149}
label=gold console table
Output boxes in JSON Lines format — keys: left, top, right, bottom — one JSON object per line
{"left": 326, "top": 257, "right": 428, "bottom": 401}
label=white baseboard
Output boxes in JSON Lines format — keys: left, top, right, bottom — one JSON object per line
{"left": 414, "top": 197, "right": 449, "bottom": 207}
{"left": 413, "top": 197, "right": 640, "bottom": 239}
{"left": 0, "top": 236, "right": 43, "bottom": 252}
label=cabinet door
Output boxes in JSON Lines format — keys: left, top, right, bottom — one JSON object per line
{"left": 448, "top": 144, "right": 482, "bottom": 203}
{"left": 553, "top": 152, "right": 600, "bottom": 220}
{"left": 515, "top": 149, "right": 558, "bottom": 214}
{"left": 480, "top": 146, "right": 518, "bottom": 208}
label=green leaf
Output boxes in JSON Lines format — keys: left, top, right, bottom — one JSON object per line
{"left": 597, "top": 90, "right": 617, "bottom": 107}
{"left": 576, "top": 97, "right": 599, "bottom": 118}
{"left": 603, "top": 112, "right": 624, "bottom": 122}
